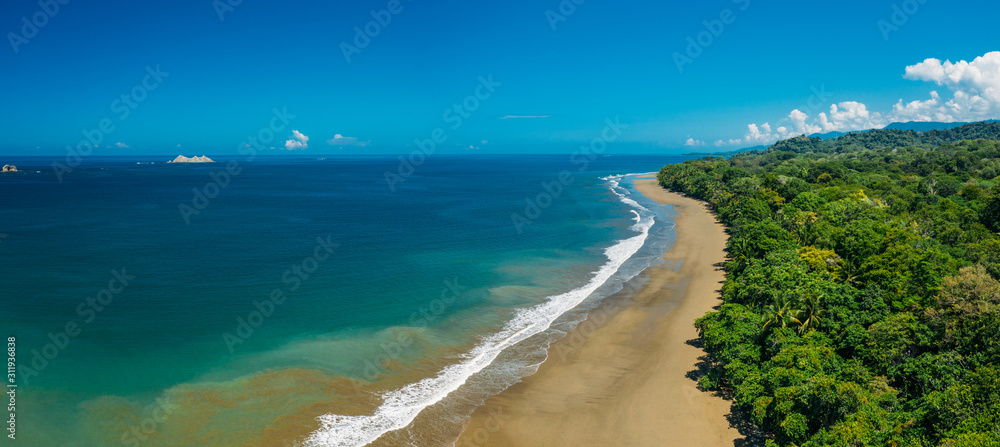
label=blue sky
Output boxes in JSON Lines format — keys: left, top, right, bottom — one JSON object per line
{"left": 1, "top": 0, "right": 998, "bottom": 155}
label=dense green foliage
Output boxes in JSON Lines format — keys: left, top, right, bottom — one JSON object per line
{"left": 659, "top": 122, "right": 1000, "bottom": 446}
{"left": 767, "top": 122, "right": 1000, "bottom": 157}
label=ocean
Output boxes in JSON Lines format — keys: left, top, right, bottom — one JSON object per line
{"left": 0, "top": 154, "right": 693, "bottom": 446}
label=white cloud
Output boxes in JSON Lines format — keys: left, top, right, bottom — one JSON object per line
{"left": 704, "top": 51, "right": 1000, "bottom": 147}
{"left": 822, "top": 101, "right": 883, "bottom": 131}
{"left": 713, "top": 102, "right": 889, "bottom": 147}
{"left": 284, "top": 130, "right": 309, "bottom": 150}
{"left": 325, "top": 134, "right": 369, "bottom": 147}
{"left": 115, "top": 142, "right": 129, "bottom": 149}
{"left": 684, "top": 137, "right": 706, "bottom": 147}
{"left": 890, "top": 91, "right": 951, "bottom": 122}
{"left": 896, "top": 52, "right": 1000, "bottom": 121}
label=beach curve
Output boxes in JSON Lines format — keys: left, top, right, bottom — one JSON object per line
{"left": 453, "top": 178, "right": 740, "bottom": 447}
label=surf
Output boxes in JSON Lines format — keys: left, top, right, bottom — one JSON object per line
{"left": 303, "top": 174, "right": 657, "bottom": 447}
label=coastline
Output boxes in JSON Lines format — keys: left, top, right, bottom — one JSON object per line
{"left": 454, "top": 178, "right": 739, "bottom": 446}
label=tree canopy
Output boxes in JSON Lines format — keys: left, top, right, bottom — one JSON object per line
{"left": 659, "top": 122, "right": 1000, "bottom": 446}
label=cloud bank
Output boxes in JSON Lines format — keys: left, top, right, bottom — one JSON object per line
{"left": 326, "top": 134, "right": 369, "bottom": 147}
{"left": 284, "top": 130, "right": 309, "bottom": 150}
{"left": 710, "top": 51, "right": 1000, "bottom": 147}
{"left": 684, "top": 137, "right": 706, "bottom": 147}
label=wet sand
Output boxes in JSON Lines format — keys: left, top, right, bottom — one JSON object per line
{"left": 453, "top": 178, "right": 739, "bottom": 447}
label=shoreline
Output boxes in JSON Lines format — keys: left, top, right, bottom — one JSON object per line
{"left": 453, "top": 178, "right": 739, "bottom": 446}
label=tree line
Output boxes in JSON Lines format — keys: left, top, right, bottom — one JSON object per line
{"left": 658, "top": 122, "right": 1000, "bottom": 446}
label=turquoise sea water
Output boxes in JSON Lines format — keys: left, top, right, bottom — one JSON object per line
{"left": 0, "top": 154, "right": 691, "bottom": 446}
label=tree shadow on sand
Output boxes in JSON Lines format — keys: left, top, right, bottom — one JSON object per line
{"left": 685, "top": 339, "right": 768, "bottom": 447}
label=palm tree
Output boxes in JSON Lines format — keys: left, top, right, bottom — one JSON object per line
{"left": 791, "top": 294, "right": 824, "bottom": 334}
{"left": 762, "top": 296, "right": 793, "bottom": 331}
{"left": 729, "top": 237, "right": 753, "bottom": 272}
{"left": 835, "top": 258, "right": 859, "bottom": 285}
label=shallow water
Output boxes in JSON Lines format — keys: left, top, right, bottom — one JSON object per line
{"left": 0, "top": 154, "right": 690, "bottom": 446}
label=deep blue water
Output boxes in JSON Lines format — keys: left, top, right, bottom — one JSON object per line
{"left": 0, "top": 154, "right": 691, "bottom": 446}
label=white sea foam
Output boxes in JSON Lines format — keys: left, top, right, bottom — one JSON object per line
{"left": 603, "top": 173, "right": 653, "bottom": 214}
{"left": 303, "top": 175, "right": 655, "bottom": 447}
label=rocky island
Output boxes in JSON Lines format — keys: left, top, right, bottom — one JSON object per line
{"left": 2, "top": 165, "right": 17, "bottom": 172}
{"left": 168, "top": 155, "right": 215, "bottom": 163}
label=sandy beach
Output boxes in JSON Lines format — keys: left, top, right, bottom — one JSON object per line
{"left": 454, "top": 178, "right": 739, "bottom": 447}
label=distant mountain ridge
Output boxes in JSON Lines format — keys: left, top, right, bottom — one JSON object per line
{"left": 684, "top": 144, "right": 767, "bottom": 157}
{"left": 761, "top": 120, "right": 1000, "bottom": 155}
{"left": 884, "top": 120, "right": 998, "bottom": 132}
{"left": 808, "top": 131, "right": 847, "bottom": 140}
{"left": 684, "top": 120, "right": 1000, "bottom": 156}
{"left": 808, "top": 120, "right": 1000, "bottom": 140}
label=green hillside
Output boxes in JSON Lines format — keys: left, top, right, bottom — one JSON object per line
{"left": 658, "top": 121, "right": 1000, "bottom": 446}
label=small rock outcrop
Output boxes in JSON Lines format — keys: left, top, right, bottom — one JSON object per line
{"left": 2, "top": 165, "right": 17, "bottom": 172}
{"left": 168, "top": 155, "right": 215, "bottom": 163}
